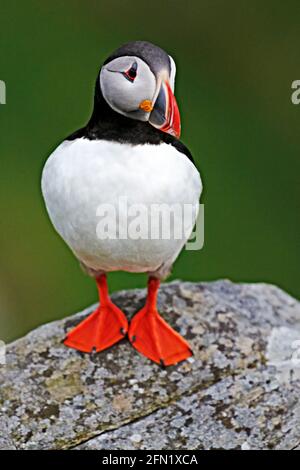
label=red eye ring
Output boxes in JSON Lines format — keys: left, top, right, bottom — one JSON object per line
{"left": 122, "top": 61, "right": 138, "bottom": 82}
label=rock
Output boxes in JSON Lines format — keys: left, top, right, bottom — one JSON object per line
{"left": 0, "top": 280, "right": 300, "bottom": 450}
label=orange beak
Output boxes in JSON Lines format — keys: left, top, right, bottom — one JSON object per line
{"left": 149, "top": 80, "right": 181, "bottom": 139}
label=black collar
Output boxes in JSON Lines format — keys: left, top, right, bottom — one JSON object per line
{"left": 66, "top": 85, "right": 195, "bottom": 164}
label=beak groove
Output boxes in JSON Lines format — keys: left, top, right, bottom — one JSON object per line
{"left": 149, "top": 80, "right": 181, "bottom": 139}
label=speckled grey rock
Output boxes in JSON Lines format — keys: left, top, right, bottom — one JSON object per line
{"left": 0, "top": 280, "right": 300, "bottom": 450}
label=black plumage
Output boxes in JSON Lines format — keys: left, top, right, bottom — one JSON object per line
{"left": 66, "top": 41, "right": 195, "bottom": 165}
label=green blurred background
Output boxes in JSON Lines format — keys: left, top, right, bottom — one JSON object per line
{"left": 0, "top": 0, "right": 299, "bottom": 342}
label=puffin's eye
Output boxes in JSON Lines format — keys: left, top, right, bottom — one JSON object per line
{"left": 122, "top": 61, "right": 138, "bottom": 82}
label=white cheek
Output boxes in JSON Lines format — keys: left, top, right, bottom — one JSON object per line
{"left": 100, "top": 66, "right": 156, "bottom": 114}
{"left": 131, "top": 73, "right": 156, "bottom": 105}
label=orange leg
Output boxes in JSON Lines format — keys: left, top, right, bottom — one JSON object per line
{"left": 64, "top": 274, "right": 128, "bottom": 353}
{"left": 129, "top": 277, "right": 192, "bottom": 366}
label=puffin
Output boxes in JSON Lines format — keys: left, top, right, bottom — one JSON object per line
{"left": 41, "top": 41, "right": 202, "bottom": 366}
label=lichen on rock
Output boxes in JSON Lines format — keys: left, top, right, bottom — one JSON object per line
{"left": 0, "top": 280, "right": 300, "bottom": 450}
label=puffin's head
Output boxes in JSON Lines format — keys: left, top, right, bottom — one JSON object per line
{"left": 99, "top": 41, "right": 181, "bottom": 138}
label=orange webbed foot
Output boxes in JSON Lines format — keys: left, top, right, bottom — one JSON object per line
{"left": 64, "top": 274, "right": 128, "bottom": 353}
{"left": 128, "top": 277, "right": 192, "bottom": 366}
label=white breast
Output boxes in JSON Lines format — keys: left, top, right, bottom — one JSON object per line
{"left": 41, "top": 138, "right": 202, "bottom": 273}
